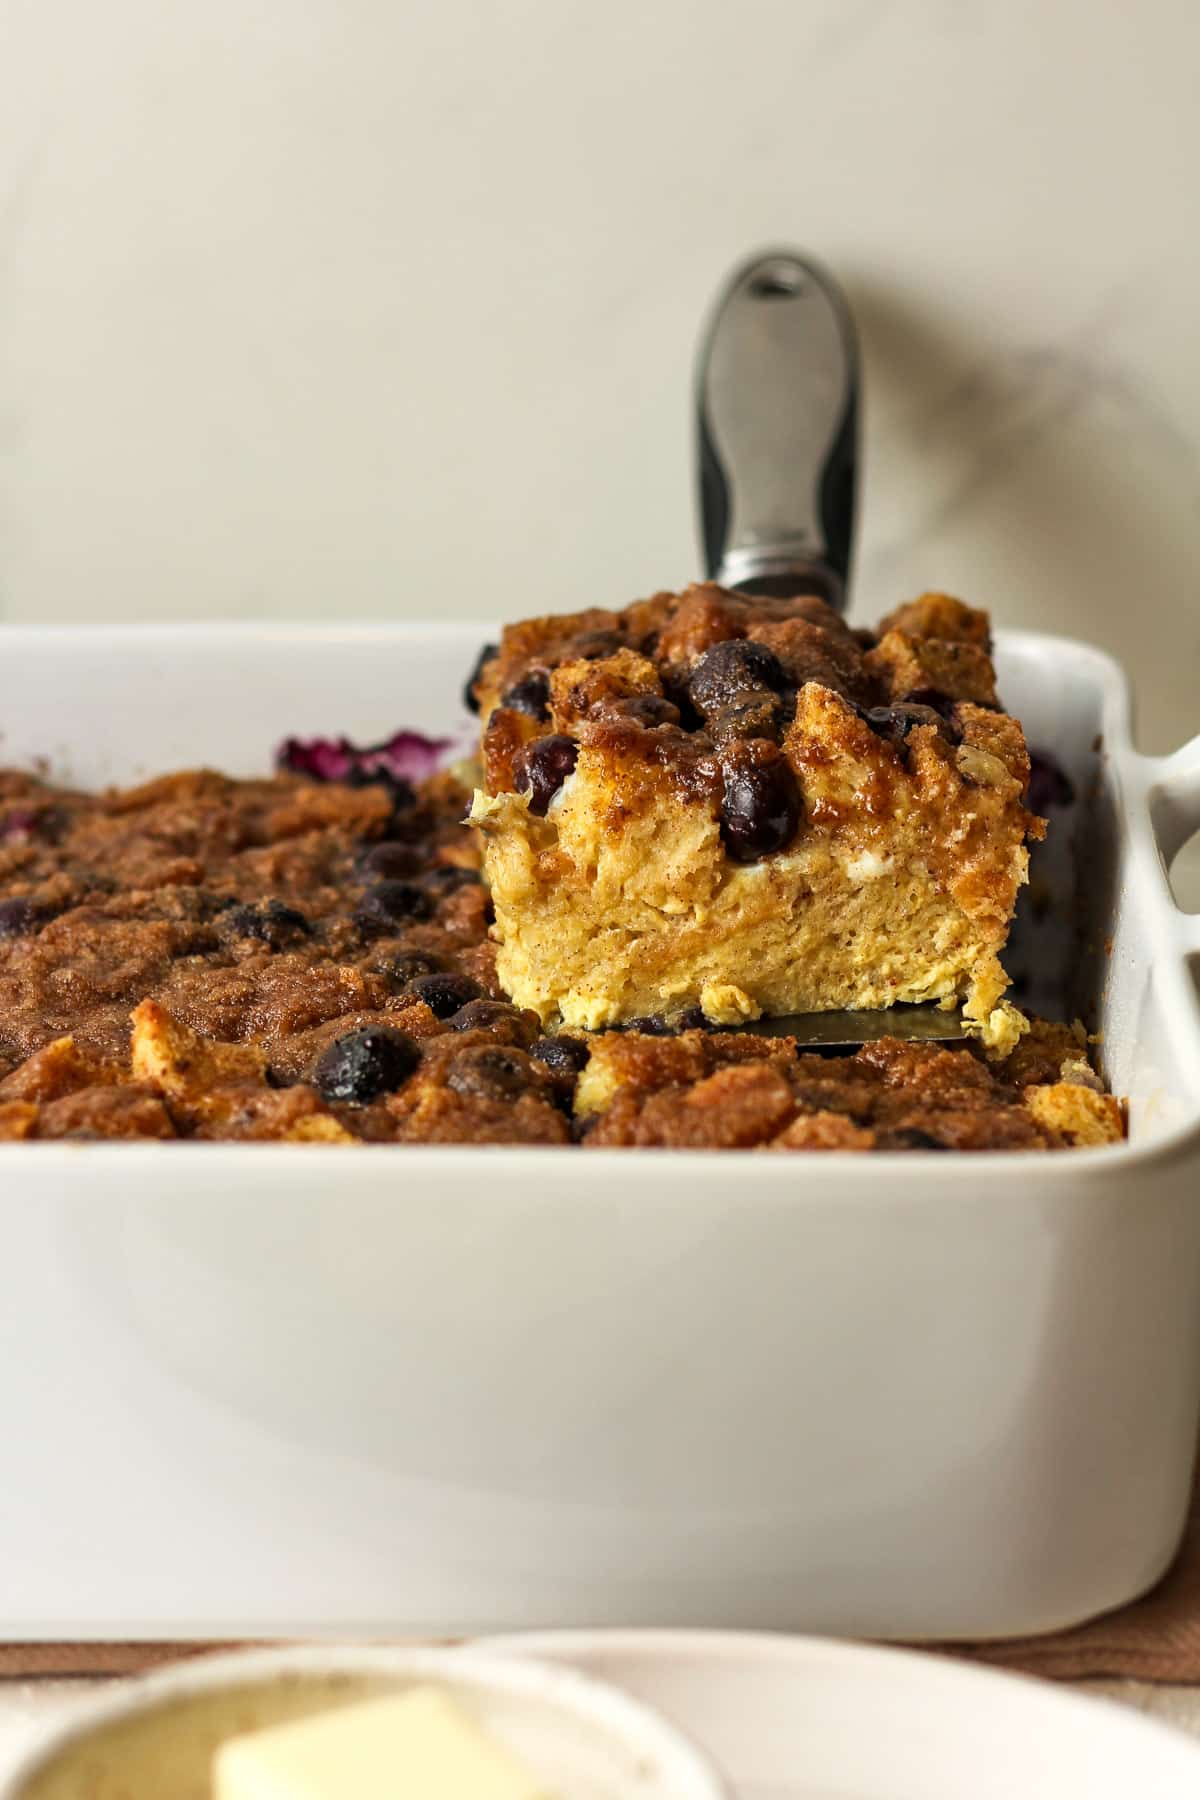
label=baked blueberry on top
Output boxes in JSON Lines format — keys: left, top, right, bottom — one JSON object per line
{"left": 469, "top": 584, "right": 1042, "bottom": 1050}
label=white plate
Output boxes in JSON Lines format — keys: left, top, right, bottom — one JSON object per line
{"left": 486, "top": 1631, "right": 1200, "bottom": 1800}
{"left": 0, "top": 1647, "right": 730, "bottom": 1800}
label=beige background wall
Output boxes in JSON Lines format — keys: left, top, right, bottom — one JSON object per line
{"left": 1, "top": 0, "right": 1196, "bottom": 836}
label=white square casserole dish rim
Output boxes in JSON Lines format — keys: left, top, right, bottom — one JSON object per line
{"left": 0, "top": 617, "right": 1197, "bottom": 1183}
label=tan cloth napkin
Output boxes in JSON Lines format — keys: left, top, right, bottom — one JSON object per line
{"left": 2, "top": 1470, "right": 1198, "bottom": 1683}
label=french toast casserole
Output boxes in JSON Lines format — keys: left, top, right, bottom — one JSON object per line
{"left": 0, "top": 586, "right": 1123, "bottom": 1150}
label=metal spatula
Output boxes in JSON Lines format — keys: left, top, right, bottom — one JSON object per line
{"left": 694, "top": 249, "right": 966, "bottom": 1048}
{"left": 725, "top": 1007, "right": 969, "bottom": 1049}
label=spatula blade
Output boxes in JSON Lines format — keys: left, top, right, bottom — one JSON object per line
{"left": 720, "top": 1005, "right": 968, "bottom": 1050}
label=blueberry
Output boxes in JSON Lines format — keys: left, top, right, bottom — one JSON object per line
{"left": 613, "top": 694, "right": 681, "bottom": 727}
{"left": 0, "top": 897, "right": 37, "bottom": 939}
{"left": 689, "top": 640, "right": 786, "bottom": 719}
{"left": 530, "top": 1035, "right": 591, "bottom": 1076}
{"left": 660, "top": 673, "right": 704, "bottom": 732}
{"left": 313, "top": 1027, "right": 420, "bottom": 1105}
{"left": 859, "top": 701, "right": 959, "bottom": 747}
{"left": 260, "top": 900, "right": 312, "bottom": 938}
{"left": 904, "top": 687, "right": 959, "bottom": 721}
{"left": 889, "top": 1126, "right": 952, "bottom": 1151}
{"left": 423, "top": 865, "right": 483, "bottom": 896}
{"left": 619, "top": 1015, "right": 676, "bottom": 1036}
{"left": 405, "top": 972, "right": 484, "bottom": 1019}
{"left": 374, "top": 948, "right": 445, "bottom": 990}
{"left": 567, "top": 629, "right": 623, "bottom": 661}
{"left": 719, "top": 750, "right": 801, "bottom": 861}
{"left": 512, "top": 735, "right": 579, "bottom": 816}
{"left": 379, "top": 780, "right": 419, "bottom": 833}
{"left": 463, "top": 641, "right": 499, "bottom": 715}
{"left": 197, "top": 891, "right": 238, "bottom": 922}
{"left": 448, "top": 998, "right": 525, "bottom": 1033}
{"left": 356, "top": 841, "right": 423, "bottom": 880}
{"left": 446, "top": 1045, "right": 532, "bottom": 1102}
{"left": 706, "top": 694, "right": 784, "bottom": 744}
{"left": 500, "top": 672, "right": 551, "bottom": 720}
{"left": 354, "top": 879, "right": 435, "bottom": 934}
{"left": 218, "top": 899, "right": 311, "bottom": 948}
{"left": 674, "top": 1006, "right": 710, "bottom": 1031}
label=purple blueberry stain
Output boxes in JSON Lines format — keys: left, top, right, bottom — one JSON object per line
{"left": 0, "top": 809, "right": 39, "bottom": 842}
{"left": 277, "top": 727, "right": 452, "bottom": 788}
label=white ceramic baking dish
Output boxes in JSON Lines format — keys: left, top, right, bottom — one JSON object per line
{"left": 0, "top": 621, "right": 1198, "bottom": 1645}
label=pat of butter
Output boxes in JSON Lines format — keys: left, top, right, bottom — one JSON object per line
{"left": 213, "top": 1684, "right": 553, "bottom": 1800}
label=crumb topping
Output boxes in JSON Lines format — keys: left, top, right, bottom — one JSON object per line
{"left": 475, "top": 585, "right": 1042, "bottom": 875}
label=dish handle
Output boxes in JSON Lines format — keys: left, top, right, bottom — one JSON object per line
{"left": 1147, "top": 733, "right": 1200, "bottom": 954}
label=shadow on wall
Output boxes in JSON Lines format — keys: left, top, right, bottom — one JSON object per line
{"left": 848, "top": 280, "right": 1200, "bottom": 907}
{"left": 848, "top": 279, "right": 1199, "bottom": 750}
